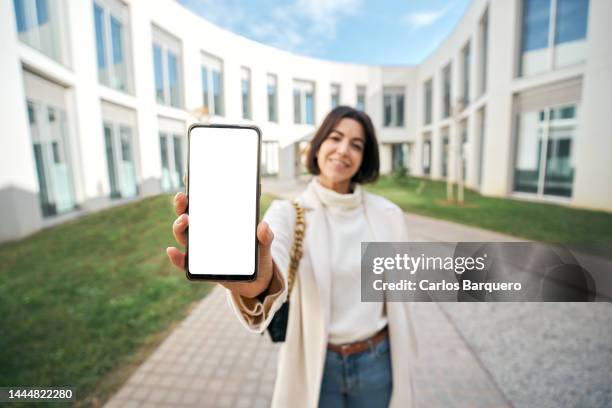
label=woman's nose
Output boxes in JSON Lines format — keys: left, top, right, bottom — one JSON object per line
{"left": 336, "top": 141, "right": 350, "bottom": 155}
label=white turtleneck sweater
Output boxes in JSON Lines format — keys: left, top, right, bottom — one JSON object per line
{"left": 311, "top": 178, "right": 387, "bottom": 345}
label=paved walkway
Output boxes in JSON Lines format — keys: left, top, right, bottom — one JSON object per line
{"left": 105, "top": 179, "right": 511, "bottom": 407}
{"left": 102, "top": 179, "right": 523, "bottom": 407}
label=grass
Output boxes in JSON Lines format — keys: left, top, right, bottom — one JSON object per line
{"left": 0, "top": 193, "right": 275, "bottom": 407}
{"left": 365, "top": 175, "right": 612, "bottom": 244}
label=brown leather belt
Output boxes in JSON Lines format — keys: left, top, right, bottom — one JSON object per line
{"left": 327, "top": 326, "right": 388, "bottom": 357}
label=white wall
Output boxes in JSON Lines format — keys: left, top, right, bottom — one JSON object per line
{"left": 1, "top": 0, "right": 611, "bottom": 242}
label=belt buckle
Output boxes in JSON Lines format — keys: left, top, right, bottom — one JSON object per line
{"left": 340, "top": 343, "right": 352, "bottom": 356}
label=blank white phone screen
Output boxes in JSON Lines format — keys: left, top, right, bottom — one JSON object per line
{"left": 188, "top": 126, "right": 259, "bottom": 276}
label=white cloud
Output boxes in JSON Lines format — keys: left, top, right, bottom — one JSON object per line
{"left": 402, "top": 3, "right": 454, "bottom": 30}
{"left": 179, "top": 0, "right": 362, "bottom": 56}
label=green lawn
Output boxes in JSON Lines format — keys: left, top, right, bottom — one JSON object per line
{"left": 365, "top": 175, "right": 612, "bottom": 244}
{"left": 0, "top": 193, "right": 274, "bottom": 406}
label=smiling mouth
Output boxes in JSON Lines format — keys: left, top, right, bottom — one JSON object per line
{"left": 330, "top": 158, "right": 350, "bottom": 167}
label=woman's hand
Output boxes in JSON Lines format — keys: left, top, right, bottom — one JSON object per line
{"left": 166, "top": 192, "right": 275, "bottom": 299}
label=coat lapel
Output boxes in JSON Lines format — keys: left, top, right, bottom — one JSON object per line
{"left": 297, "top": 185, "right": 332, "bottom": 330}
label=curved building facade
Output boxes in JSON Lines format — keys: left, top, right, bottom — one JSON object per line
{"left": 1, "top": 0, "right": 611, "bottom": 242}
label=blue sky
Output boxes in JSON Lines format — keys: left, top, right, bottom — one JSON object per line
{"left": 177, "top": 0, "right": 472, "bottom": 65}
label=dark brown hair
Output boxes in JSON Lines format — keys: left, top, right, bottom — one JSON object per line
{"left": 306, "top": 106, "right": 379, "bottom": 184}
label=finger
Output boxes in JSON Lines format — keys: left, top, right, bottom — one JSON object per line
{"left": 172, "top": 214, "right": 188, "bottom": 246}
{"left": 173, "top": 192, "right": 188, "bottom": 216}
{"left": 166, "top": 247, "right": 186, "bottom": 270}
{"left": 257, "top": 221, "right": 274, "bottom": 262}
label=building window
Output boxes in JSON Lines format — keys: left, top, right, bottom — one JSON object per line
{"left": 201, "top": 52, "right": 224, "bottom": 116}
{"left": 331, "top": 84, "right": 341, "bottom": 109}
{"left": 293, "top": 80, "right": 315, "bottom": 125}
{"left": 356, "top": 86, "right": 366, "bottom": 111}
{"left": 267, "top": 74, "right": 278, "bottom": 123}
{"left": 241, "top": 67, "right": 252, "bottom": 120}
{"left": 461, "top": 41, "right": 471, "bottom": 107}
{"left": 152, "top": 26, "right": 183, "bottom": 108}
{"left": 520, "top": 0, "right": 589, "bottom": 76}
{"left": 442, "top": 63, "right": 452, "bottom": 119}
{"left": 261, "top": 141, "right": 279, "bottom": 176}
{"left": 423, "top": 79, "right": 432, "bottom": 125}
{"left": 93, "top": 0, "right": 132, "bottom": 93}
{"left": 13, "top": 0, "right": 69, "bottom": 65}
{"left": 392, "top": 143, "right": 409, "bottom": 172}
{"left": 441, "top": 127, "right": 450, "bottom": 178}
{"left": 101, "top": 102, "right": 138, "bottom": 199}
{"left": 460, "top": 119, "right": 468, "bottom": 181}
{"left": 477, "top": 108, "right": 486, "bottom": 187}
{"left": 478, "top": 10, "right": 489, "bottom": 96}
{"left": 159, "top": 133, "right": 184, "bottom": 191}
{"left": 422, "top": 133, "right": 432, "bottom": 176}
{"left": 513, "top": 104, "right": 577, "bottom": 198}
{"left": 383, "top": 87, "right": 405, "bottom": 127}
{"left": 24, "top": 71, "right": 77, "bottom": 217}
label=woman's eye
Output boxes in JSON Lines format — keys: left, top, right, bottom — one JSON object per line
{"left": 352, "top": 144, "right": 363, "bottom": 151}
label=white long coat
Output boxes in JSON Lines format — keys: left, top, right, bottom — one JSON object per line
{"left": 226, "top": 184, "right": 418, "bottom": 408}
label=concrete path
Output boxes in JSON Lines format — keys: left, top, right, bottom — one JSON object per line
{"left": 104, "top": 179, "right": 609, "bottom": 407}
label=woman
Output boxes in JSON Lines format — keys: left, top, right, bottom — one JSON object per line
{"left": 167, "top": 106, "right": 417, "bottom": 407}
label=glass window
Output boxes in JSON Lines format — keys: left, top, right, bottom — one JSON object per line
{"left": 267, "top": 74, "right": 278, "bottom": 123}
{"left": 153, "top": 44, "right": 164, "bottom": 104}
{"left": 479, "top": 10, "right": 488, "bottom": 95}
{"left": 261, "top": 141, "right": 279, "bottom": 176}
{"left": 522, "top": 0, "right": 551, "bottom": 52}
{"left": 13, "top": 0, "right": 67, "bottom": 64}
{"left": 441, "top": 128, "right": 450, "bottom": 177}
{"left": 521, "top": 0, "right": 588, "bottom": 76}
{"left": 168, "top": 52, "right": 180, "bottom": 108}
{"left": 442, "top": 64, "right": 451, "bottom": 119}
{"left": 331, "top": 84, "right": 341, "bottom": 109}
{"left": 383, "top": 87, "right": 405, "bottom": 127}
{"left": 241, "top": 67, "right": 252, "bottom": 120}
{"left": 152, "top": 26, "right": 183, "bottom": 107}
{"left": 93, "top": 0, "right": 131, "bottom": 92}
{"left": 212, "top": 71, "right": 223, "bottom": 116}
{"left": 555, "top": 0, "right": 588, "bottom": 44}
{"left": 424, "top": 80, "right": 432, "bottom": 125}
{"left": 513, "top": 105, "right": 577, "bottom": 197}
{"left": 293, "top": 89, "right": 302, "bottom": 124}
{"left": 422, "top": 133, "right": 432, "bottom": 175}
{"left": 173, "top": 135, "right": 184, "bottom": 188}
{"left": 462, "top": 42, "right": 471, "bottom": 107}
{"left": 305, "top": 91, "right": 314, "bottom": 125}
{"left": 293, "top": 80, "right": 315, "bottom": 125}
{"left": 460, "top": 120, "right": 468, "bottom": 181}
{"left": 159, "top": 130, "right": 184, "bottom": 192}
{"left": 392, "top": 143, "right": 407, "bottom": 172}
{"left": 94, "top": 4, "right": 106, "bottom": 71}
{"left": 24, "top": 80, "right": 77, "bottom": 217}
{"left": 356, "top": 86, "right": 366, "bottom": 111}
{"left": 201, "top": 53, "right": 224, "bottom": 117}
{"left": 201, "top": 66, "right": 209, "bottom": 112}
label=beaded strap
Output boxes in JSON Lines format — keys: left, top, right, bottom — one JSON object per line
{"left": 287, "top": 201, "right": 305, "bottom": 298}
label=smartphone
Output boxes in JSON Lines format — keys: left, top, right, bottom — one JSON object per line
{"left": 185, "top": 124, "right": 261, "bottom": 281}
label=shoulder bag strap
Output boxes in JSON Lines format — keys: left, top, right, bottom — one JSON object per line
{"left": 286, "top": 201, "right": 305, "bottom": 298}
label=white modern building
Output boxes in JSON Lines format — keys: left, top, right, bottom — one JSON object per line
{"left": 1, "top": 0, "right": 611, "bottom": 243}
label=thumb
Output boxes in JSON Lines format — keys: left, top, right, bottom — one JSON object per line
{"left": 257, "top": 221, "right": 274, "bottom": 257}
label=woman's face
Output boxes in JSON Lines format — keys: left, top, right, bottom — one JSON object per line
{"left": 316, "top": 118, "right": 365, "bottom": 189}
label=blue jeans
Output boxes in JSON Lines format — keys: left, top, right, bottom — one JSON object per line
{"left": 318, "top": 336, "right": 393, "bottom": 408}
